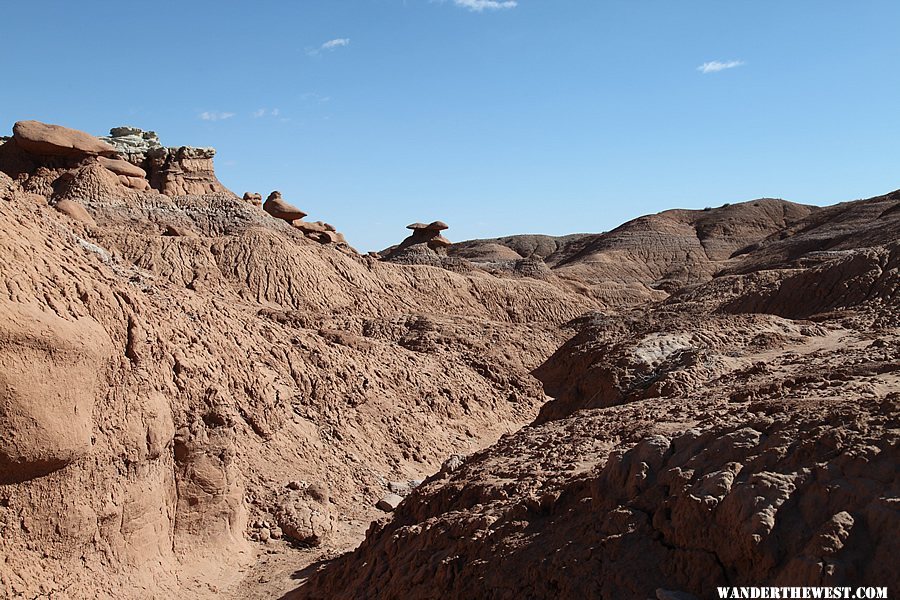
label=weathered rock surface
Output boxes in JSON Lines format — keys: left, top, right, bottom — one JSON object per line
{"left": 2, "top": 118, "right": 897, "bottom": 600}
{"left": 0, "top": 120, "right": 600, "bottom": 599}
{"left": 100, "top": 126, "right": 163, "bottom": 155}
{"left": 0, "top": 303, "right": 113, "bottom": 483}
{"left": 450, "top": 200, "right": 816, "bottom": 304}
{"left": 147, "top": 145, "right": 229, "bottom": 196}
{"left": 243, "top": 192, "right": 263, "bottom": 206}
{"left": 263, "top": 191, "right": 307, "bottom": 222}
{"left": 293, "top": 192, "right": 900, "bottom": 600}
{"left": 98, "top": 155, "right": 147, "bottom": 178}
{"left": 383, "top": 220, "right": 457, "bottom": 267}
{"left": 52, "top": 198, "right": 96, "bottom": 226}
{"left": 13, "top": 120, "right": 116, "bottom": 157}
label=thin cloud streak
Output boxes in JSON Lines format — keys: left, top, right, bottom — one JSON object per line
{"left": 253, "top": 108, "right": 281, "bottom": 118}
{"left": 697, "top": 60, "right": 745, "bottom": 74}
{"left": 199, "top": 111, "right": 235, "bottom": 121}
{"left": 322, "top": 38, "right": 350, "bottom": 50}
{"left": 453, "top": 0, "right": 517, "bottom": 11}
{"left": 308, "top": 38, "right": 351, "bottom": 55}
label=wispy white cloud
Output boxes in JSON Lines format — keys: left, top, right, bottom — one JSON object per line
{"left": 453, "top": 0, "right": 517, "bottom": 11}
{"left": 697, "top": 60, "right": 745, "bottom": 74}
{"left": 199, "top": 111, "right": 235, "bottom": 121}
{"left": 253, "top": 108, "right": 281, "bottom": 118}
{"left": 322, "top": 38, "right": 350, "bottom": 50}
{"left": 308, "top": 38, "right": 351, "bottom": 55}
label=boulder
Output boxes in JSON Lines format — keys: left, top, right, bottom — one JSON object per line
{"left": 0, "top": 302, "right": 113, "bottom": 483}
{"left": 263, "top": 191, "right": 307, "bottom": 222}
{"left": 13, "top": 120, "right": 116, "bottom": 157}
{"left": 54, "top": 199, "right": 96, "bottom": 226}
{"left": 274, "top": 487, "right": 335, "bottom": 546}
{"left": 376, "top": 493, "right": 404, "bottom": 512}
{"left": 123, "top": 176, "right": 150, "bottom": 191}
{"left": 97, "top": 156, "right": 146, "bottom": 178}
{"left": 292, "top": 219, "right": 330, "bottom": 234}
{"left": 243, "top": 192, "right": 262, "bottom": 206}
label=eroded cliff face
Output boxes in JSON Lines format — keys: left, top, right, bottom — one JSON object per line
{"left": 0, "top": 122, "right": 596, "bottom": 598}
{"left": 1, "top": 120, "right": 897, "bottom": 600}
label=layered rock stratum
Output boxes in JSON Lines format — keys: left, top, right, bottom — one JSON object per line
{"left": 0, "top": 120, "right": 896, "bottom": 600}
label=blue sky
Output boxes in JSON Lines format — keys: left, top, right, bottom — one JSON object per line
{"left": 2, "top": 1, "right": 899, "bottom": 251}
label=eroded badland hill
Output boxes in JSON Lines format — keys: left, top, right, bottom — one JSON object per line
{"left": 0, "top": 121, "right": 896, "bottom": 600}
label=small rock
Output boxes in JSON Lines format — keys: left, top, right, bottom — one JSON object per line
{"left": 54, "top": 199, "right": 96, "bottom": 226}
{"left": 259, "top": 528, "right": 271, "bottom": 542}
{"left": 376, "top": 493, "right": 403, "bottom": 512}
{"left": 287, "top": 480, "right": 302, "bottom": 491}
{"left": 441, "top": 454, "right": 465, "bottom": 474}
{"left": 306, "top": 482, "right": 330, "bottom": 503}
{"left": 270, "top": 526, "right": 282, "bottom": 539}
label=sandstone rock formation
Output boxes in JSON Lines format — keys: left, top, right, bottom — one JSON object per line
{"left": 13, "top": 120, "right": 116, "bottom": 157}
{"left": 0, "top": 303, "right": 113, "bottom": 484}
{"left": 263, "top": 190, "right": 307, "bottom": 221}
{"left": 52, "top": 198, "right": 96, "bottom": 226}
{"left": 294, "top": 190, "right": 900, "bottom": 600}
{"left": 101, "top": 125, "right": 229, "bottom": 196}
{"left": 1, "top": 118, "right": 897, "bottom": 600}
{"left": 100, "top": 126, "right": 163, "bottom": 155}
{"left": 0, "top": 120, "right": 599, "bottom": 599}
{"left": 147, "top": 145, "right": 228, "bottom": 196}
{"left": 382, "top": 220, "right": 459, "bottom": 267}
{"left": 242, "top": 192, "right": 263, "bottom": 206}
{"left": 449, "top": 200, "right": 816, "bottom": 303}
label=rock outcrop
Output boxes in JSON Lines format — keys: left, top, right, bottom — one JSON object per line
{"left": 2, "top": 118, "right": 898, "bottom": 600}
{"left": 263, "top": 190, "right": 307, "bottom": 222}
{"left": 146, "top": 145, "right": 228, "bottom": 196}
{"left": 100, "top": 125, "right": 230, "bottom": 196}
{"left": 382, "top": 220, "right": 458, "bottom": 267}
{"left": 0, "top": 120, "right": 600, "bottom": 599}
{"left": 293, "top": 191, "right": 900, "bottom": 600}
{"left": 242, "top": 192, "right": 262, "bottom": 206}
{"left": 12, "top": 120, "right": 116, "bottom": 157}
{"left": 100, "top": 126, "right": 162, "bottom": 155}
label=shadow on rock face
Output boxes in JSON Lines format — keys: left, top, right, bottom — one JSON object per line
{"left": 0, "top": 301, "right": 112, "bottom": 484}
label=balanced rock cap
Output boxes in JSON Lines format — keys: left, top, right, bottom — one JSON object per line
{"left": 263, "top": 191, "right": 308, "bottom": 221}
{"left": 406, "top": 222, "right": 428, "bottom": 230}
{"left": 426, "top": 221, "right": 449, "bottom": 231}
{"left": 13, "top": 120, "right": 116, "bottom": 157}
